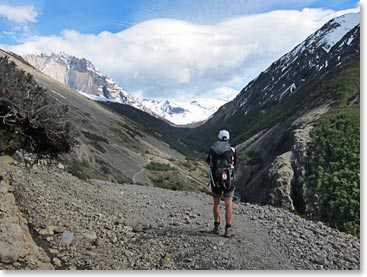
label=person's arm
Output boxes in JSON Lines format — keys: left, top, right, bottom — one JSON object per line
{"left": 231, "top": 147, "right": 236, "bottom": 166}
{"left": 206, "top": 150, "right": 211, "bottom": 164}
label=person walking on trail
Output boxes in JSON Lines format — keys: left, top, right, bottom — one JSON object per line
{"left": 206, "top": 130, "right": 236, "bottom": 238}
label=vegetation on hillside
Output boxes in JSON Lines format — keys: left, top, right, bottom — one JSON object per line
{"left": 308, "top": 60, "right": 360, "bottom": 236}
{"left": 238, "top": 150, "right": 263, "bottom": 166}
{"left": 308, "top": 108, "right": 359, "bottom": 236}
{"left": 0, "top": 56, "right": 76, "bottom": 156}
{"left": 145, "top": 162, "right": 175, "bottom": 171}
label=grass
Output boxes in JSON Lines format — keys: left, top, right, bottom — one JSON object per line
{"left": 81, "top": 130, "right": 110, "bottom": 153}
{"left": 145, "top": 162, "right": 175, "bottom": 171}
{"left": 149, "top": 176, "right": 184, "bottom": 191}
{"left": 238, "top": 150, "right": 263, "bottom": 166}
{"left": 67, "top": 159, "right": 108, "bottom": 181}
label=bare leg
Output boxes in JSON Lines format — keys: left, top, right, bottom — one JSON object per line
{"left": 213, "top": 197, "right": 221, "bottom": 223}
{"left": 224, "top": 197, "right": 233, "bottom": 226}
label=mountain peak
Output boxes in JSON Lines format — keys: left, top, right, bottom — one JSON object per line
{"left": 23, "top": 52, "right": 139, "bottom": 105}
{"left": 23, "top": 52, "right": 236, "bottom": 125}
{"left": 140, "top": 97, "right": 236, "bottom": 125}
{"left": 234, "top": 12, "right": 359, "bottom": 114}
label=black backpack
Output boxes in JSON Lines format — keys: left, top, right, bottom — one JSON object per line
{"left": 210, "top": 150, "right": 233, "bottom": 189}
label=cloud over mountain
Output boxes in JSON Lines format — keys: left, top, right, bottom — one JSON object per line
{"left": 2, "top": 7, "right": 359, "bottom": 101}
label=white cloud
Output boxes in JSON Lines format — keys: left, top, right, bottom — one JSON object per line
{"left": 1, "top": 7, "right": 359, "bottom": 101}
{"left": 0, "top": 4, "right": 38, "bottom": 23}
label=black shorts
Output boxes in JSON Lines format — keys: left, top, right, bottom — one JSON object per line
{"left": 211, "top": 183, "right": 235, "bottom": 198}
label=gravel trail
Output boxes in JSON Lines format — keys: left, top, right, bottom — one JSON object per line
{"left": 3, "top": 164, "right": 360, "bottom": 270}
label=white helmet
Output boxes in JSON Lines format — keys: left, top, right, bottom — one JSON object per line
{"left": 218, "top": 130, "right": 230, "bottom": 141}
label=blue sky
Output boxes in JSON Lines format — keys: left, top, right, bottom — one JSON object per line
{"left": 0, "top": 0, "right": 360, "bottom": 43}
{"left": 0, "top": 0, "right": 361, "bottom": 101}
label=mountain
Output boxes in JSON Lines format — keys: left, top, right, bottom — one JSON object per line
{"left": 183, "top": 12, "right": 360, "bottom": 234}
{"left": 1, "top": 12, "right": 360, "bottom": 236}
{"left": 141, "top": 97, "right": 234, "bottom": 125}
{"left": 1, "top": 48, "right": 209, "bottom": 193}
{"left": 185, "top": 12, "right": 360, "bottom": 147}
{"left": 23, "top": 53, "right": 232, "bottom": 125}
{"left": 0, "top": 12, "right": 361, "bottom": 270}
{"left": 23, "top": 52, "right": 150, "bottom": 111}
{"left": 76, "top": 13, "right": 359, "bottom": 234}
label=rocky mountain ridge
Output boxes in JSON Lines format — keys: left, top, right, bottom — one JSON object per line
{"left": 234, "top": 12, "right": 360, "bottom": 118}
{"left": 23, "top": 52, "right": 151, "bottom": 112}
{"left": 1, "top": 48, "right": 208, "bottom": 192}
{"left": 141, "top": 97, "right": 235, "bottom": 125}
{"left": 23, "top": 52, "right": 232, "bottom": 125}
{"left": 0, "top": 157, "right": 360, "bottom": 270}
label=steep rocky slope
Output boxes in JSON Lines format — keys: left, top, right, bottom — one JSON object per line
{"left": 0, "top": 158, "right": 53, "bottom": 269}
{"left": 0, "top": 159, "right": 360, "bottom": 270}
{"left": 0, "top": 48, "right": 208, "bottom": 193}
{"left": 23, "top": 53, "right": 139, "bottom": 106}
{"left": 187, "top": 13, "right": 360, "bottom": 148}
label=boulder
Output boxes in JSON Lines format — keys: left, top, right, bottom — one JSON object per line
{"left": 0, "top": 155, "right": 14, "bottom": 165}
{"left": 61, "top": 230, "right": 74, "bottom": 247}
{"left": 0, "top": 242, "right": 19, "bottom": 263}
{"left": 267, "top": 151, "right": 295, "bottom": 211}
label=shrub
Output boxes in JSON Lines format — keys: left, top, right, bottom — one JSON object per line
{"left": 149, "top": 176, "right": 184, "bottom": 191}
{"left": 238, "top": 150, "right": 263, "bottom": 166}
{"left": 308, "top": 108, "right": 360, "bottom": 236}
{"left": 145, "top": 162, "right": 175, "bottom": 171}
{"left": 0, "top": 56, "right": 76, "bottom": 156}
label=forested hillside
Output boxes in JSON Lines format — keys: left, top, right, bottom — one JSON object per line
{"left": 307, "top": 59, "right": 360, "bottom": 236}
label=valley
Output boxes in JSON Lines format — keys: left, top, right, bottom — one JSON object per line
{"left": 0, "top": 11, "right": 361, "bottom": 270}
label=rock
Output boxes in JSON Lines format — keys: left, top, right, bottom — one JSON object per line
{"left": 39, "top": 226, "right": 55, "bottom": 236}
{"left": 0, "top": 155, "right": 14, "bottom": 165}
{"left": 52, "top": 257, "right": 62, "bottom": 267}
{"left": 123, "top": 225, "right": 134, "bottom": 233}
{"left": 311, "top": 254, "right": 326, "bottom": 265}
{"left": 110, "top": 237, "right": 118, "bottom": 244}
{"left": 160, "top": 254, "right": 172, "bottom": 268}
{"left": 52, "top": 226, "right": 65, "bottom": 234}
{"left": 183, "top": 215, "right": 192, "bottom": 224}
{"left": 49, "top": 248, "right": 59, "bottom": 255}
{"left": 132, "top": 224, "right": 144, "bottom": 233}
{"left": 57, "top": 163, "right": 65, "bottom": 170}
{"left": 0, "top": 243, "right": 19, "bottom": 264}
{"left": 83, "top": 231, "right": 98, "bottom": 241}
{"left": 7, "top": 185, "right": 15, "bottom": 192}
{"left": 93, "top": 238, "right": 103, "bottom": 247}
{"left": 267, "top": 152, "right": 295, "bottom": 211}
{"left": 61, "top": 230, "right": 74, "bottom": 247}
{"left": 6, "top": 216, "right": 19, "bottom": 223}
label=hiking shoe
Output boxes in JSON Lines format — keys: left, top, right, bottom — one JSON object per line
{"left": 224, "top": 226, "right": 235, "bottom": 238}
{"left": 213, "top": 223, "right": 220, "bottom": 234}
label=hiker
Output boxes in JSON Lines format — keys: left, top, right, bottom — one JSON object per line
{"left": 206, "top": 130, "right": 236, "bottom": 237}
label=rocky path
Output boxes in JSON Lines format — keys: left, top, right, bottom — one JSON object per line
{"left": 0, "top": 161, "right": 360, "bottom": 270}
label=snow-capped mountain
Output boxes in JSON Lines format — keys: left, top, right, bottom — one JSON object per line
{"left": 228, "top": 12, "right": 360, "bottom": 117}
{"left": 23, "top": 52, "right": 144, "bottom": 109}
{"left": 141, "top": 97, "right": 235, "bottom": 125}
{"left": 189, "top": 12, "right": 360, "bottom": 207}
{"left": 190, "top": 12, "right": 359, "bottom": 141}
{"left": 23, "top": 52, "right": 234, "bottom": 125}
